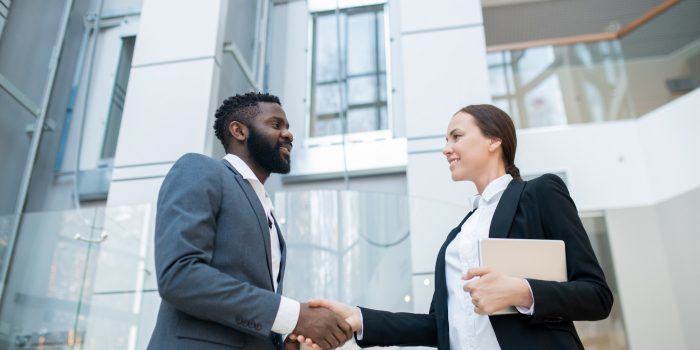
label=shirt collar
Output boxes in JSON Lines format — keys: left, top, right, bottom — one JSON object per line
{"left": 471, "top": 174, "right": 513, "bottom": 209}
{"left": 224, "top": 154, "right": 259, "bottom": 183}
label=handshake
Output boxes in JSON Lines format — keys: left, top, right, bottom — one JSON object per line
{"left": 286, "top": 299, "right": 362, "bottom": 350}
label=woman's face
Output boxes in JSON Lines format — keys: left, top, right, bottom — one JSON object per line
{"left": 443, "top": 112, "right": 497, "bottom": 181}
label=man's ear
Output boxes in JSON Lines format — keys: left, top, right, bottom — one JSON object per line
{"left": 229, "top": 121, "right": 248, "bottom": 142}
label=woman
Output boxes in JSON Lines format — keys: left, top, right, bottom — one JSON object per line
{"left": 292, "top": 104, "right": 613, "bottom": 350}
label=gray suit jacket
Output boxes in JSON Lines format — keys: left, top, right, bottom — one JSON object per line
{"left": 148, "top": 153, "right": 288, "bottom": 350}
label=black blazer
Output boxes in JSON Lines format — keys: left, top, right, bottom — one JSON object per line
{"left": 357, "top": 174, "right": 613, "bottom": 350}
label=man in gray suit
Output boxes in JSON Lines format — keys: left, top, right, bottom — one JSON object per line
{"left": 148, "top": 92, "right": 352, "bottom": 349}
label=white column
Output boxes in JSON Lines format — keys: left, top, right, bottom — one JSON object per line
{"left": 398, "top": 0, "right": 491, "bottom": 312}
{"left": 107, "top": 0, "right": 227, "bottom": 207}
{"left": 96, "top": 2, "right": 228, "bottom": 348}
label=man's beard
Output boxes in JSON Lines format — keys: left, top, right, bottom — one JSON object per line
{"left": 246, "top": 125, "right": 291, "bottom": 174}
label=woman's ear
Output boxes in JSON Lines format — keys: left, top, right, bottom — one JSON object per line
{"left": 489, "top": 138, "right": 502, "bottom": 152}
{"left": 229, "top": 121, "right": 248, "bottom": 142}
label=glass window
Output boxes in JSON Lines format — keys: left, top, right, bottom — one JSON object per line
{"left": 100, "top": 36, "right": 135, "bottom": 159}
{"left": 309, "top": 5, "right": 388, "bottom": 138}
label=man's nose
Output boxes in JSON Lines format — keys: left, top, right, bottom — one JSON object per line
{"left": 282, "top": 129, "right": 294, "bottom": 142}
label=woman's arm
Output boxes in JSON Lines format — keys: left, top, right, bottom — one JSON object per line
{"left": 527, "top": 174, "right": 614, "bottom": 323}
{"left": 298, "top": 298, "right": 439, "bottom": 348}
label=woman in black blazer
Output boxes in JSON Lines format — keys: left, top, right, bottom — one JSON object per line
{"left": 292, "top": 104, "right": 613, "bottom": 350}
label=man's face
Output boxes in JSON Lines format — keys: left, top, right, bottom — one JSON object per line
{"left": 246, "top": 102, "right": 294, "bottom": 174}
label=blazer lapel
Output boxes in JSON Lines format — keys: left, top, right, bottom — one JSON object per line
{"left": 272, "top": 212, "right": 286, "bottom": 294}
{"left": 489, "top": 179, "right": 525, "bottom": 239}
{"left": 434, "top": 209, "right": 477, "bottom": 322}
{"left": 222, "top": 160, "right": 275, "bottom": 290}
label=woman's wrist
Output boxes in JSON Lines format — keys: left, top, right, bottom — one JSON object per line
{"left": 511, "top": 277, "right": 534, "bottom": 308}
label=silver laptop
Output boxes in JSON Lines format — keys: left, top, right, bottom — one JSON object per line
{"left": 477, "top": 238, "right": 567, "bottom": 315}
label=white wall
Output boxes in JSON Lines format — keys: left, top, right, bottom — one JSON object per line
{"left": 605, "top": 206, "right": 687, "bottom": 350}
{"left": 517, "top": 121, "right": 654, "bottom": 210}
{"left": 655, "top": 188, "right": 700, "bottom": 350}
{"left": 637, "top": 88, "right": 700, "bottom": 204}
{"left": 270, "top": 1, "right": 308, "bottom": 144}
{"left": 108, "top": 0, "right": 227, "bottom": 207}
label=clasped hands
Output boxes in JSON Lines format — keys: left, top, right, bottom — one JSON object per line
{"left": 285, "top": 300, "right": 361, "bottom": 350}
{"left": 286, "top": 267, "right": 532, "bottom": 349}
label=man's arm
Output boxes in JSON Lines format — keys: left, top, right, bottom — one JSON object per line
{"left": 155, "top": 154, "right": 282, "bottom": 338}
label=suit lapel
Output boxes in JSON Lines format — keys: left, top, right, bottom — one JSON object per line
{"left": 489, "top": 179, "right": 525, "bottom": 239}
{"left": 221, "top": 160, "right": 275, "bottom": 290}
{"left": 272, "top": 212, "right": 286, "bottom": 294}
{"left": 434, "top": 209, "right": 477, "bottom": 320}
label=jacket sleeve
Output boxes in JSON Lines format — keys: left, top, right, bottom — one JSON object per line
{"left": 356, "top": 306, "right": 438, "bottom": 348}
{"left": 154, "top": 153, "right": 281, "bottom": 338}
{"left": 526, "top": 174, "right": 614, "bottom": 323}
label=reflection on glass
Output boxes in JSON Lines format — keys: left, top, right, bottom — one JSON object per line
{"left": 81, "top": 204, "right": 155, "bottom": 350}
{"left": 518, "top": 46, "right": 556, "bottom": 86}
{"left": 524, "top": 75, "right": 567, "bottom": 128}
{"left": 310, "top": 5, "right": 389, "bottom": 137}
{"left": 227, "top": 0, "right": 262, "bottom": 70}
{"left": 277, "top": 191, "right": 412, "bottom": 316}
{"left": 347, "top": 107, "right": 377, "bottom": 133}
{"left": 315, "top": 83, "right": 342, "bottom": 115}
{"left": 314, "top": 15, "right": 341, "bottom": 82}
{"left": 0, "top": 209, "right": 98, "bottom": 349}
{"left": 0, "top": 205, "right": 154, "bottom": 349}
{"left": 0, "top": 198, "right": 633, "bottom": 349}
{"left": 347, "top": 76, "right": 377, "bottom": 105}
{"left": 488, "top": 0, "right": 700, "bottom": 129}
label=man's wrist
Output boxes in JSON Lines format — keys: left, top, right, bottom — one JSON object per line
{"left": 272, "top": 297, "right": 301, "bottom": 334}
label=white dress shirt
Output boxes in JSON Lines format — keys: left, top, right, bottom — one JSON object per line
{"left": 445, "top": 174, "right": 533, "bottom": 350}
{"left": 224, "top": 154, "right": 300, "bottom": 334}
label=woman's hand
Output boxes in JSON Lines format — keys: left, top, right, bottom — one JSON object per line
{"left": 463, "top": 267, "right": 533, "bottom": 315}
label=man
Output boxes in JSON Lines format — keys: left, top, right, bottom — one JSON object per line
{"left": 148, "top": 92, "right": 352, "bottom": 350}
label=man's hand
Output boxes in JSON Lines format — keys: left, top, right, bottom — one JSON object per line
{"left": 292, "top": 302, "right": 353, "bottom": 350}
{"left": 308, "top": 299, "right": 362, "bottom": 332}
{"left": 463, "top": 267, "right": 533, "bottom": 315}
{"left": 291, "top": 299, "right": 362, "bottom": 349}
{"left": 284, "top": 335, "right": 301, "bottom": 350}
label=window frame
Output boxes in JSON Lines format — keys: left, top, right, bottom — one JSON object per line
{"left": 305, "top": 2, "right": 393, "bottom": 147}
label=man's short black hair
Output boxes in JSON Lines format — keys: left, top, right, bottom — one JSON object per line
{"left": 213, "top": 92, "right": 281, "bottom": 150}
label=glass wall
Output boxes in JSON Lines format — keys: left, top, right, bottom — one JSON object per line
{"left": 488, "top": 0, "right": 700, "bottom": 129}
{"left": 0, "top": 195, "right": 629, "bottom": 349}
{"left": 0, "top": 205, "right": 154, "bottom": 350}
{"left": 275, "top": 190, "right": 413, "bottom": 320}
